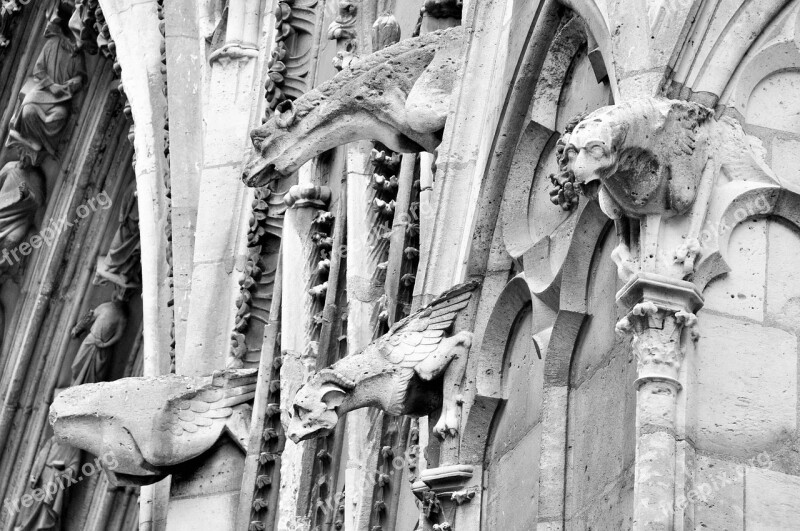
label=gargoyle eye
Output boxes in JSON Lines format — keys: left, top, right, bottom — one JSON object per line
{"left": 293, "top": 404, "right": 309, "bottom": 418}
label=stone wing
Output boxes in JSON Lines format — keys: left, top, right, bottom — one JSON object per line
{"left": 155, "top": 369, "right": 258, "bottom": 437}
{"left": 383, "top": 280, "right": 478, "bottom": 368}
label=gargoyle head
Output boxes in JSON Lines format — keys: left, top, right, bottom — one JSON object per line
{"left": 49, "top": 383, "right": 163, "bottom": 479}
{"left": 286, "top": 369, "right": 355, "bottom": 443}
{"left": 561, "top": 111, "right": 623, "bottom": 201}
{"left": 242, "top": 100, "right": 298, "bottom": 188}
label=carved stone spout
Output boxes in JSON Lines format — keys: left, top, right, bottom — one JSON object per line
{"left": 287, "top": 281, "right": 479, "bottom": 443}
{"left": 49, "top": 369, "right": 256, "bottom": 485}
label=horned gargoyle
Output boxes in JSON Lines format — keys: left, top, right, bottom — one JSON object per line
{"left": 556, "top": 98, "right": 782, "bottom": 280}
{"left": 49, "top": 369, "right": 256, "bottom": 485}
{"left": 242, "top": 26, "right": 463, "bottom": 187}
{"left": 287, "top": 281, "right": 479, "bottom": 443}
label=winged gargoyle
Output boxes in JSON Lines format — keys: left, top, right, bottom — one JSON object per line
{"left": 242, "top": 26, "right": 464, "bottom": 187}
{"left": 287, "top": 281, "right": 479, "bottom": 444}
{"left": 556, "top": 98, "right": 784, "bottom": 280}
{"left": 49, "top": 369, "right": 256, "bottom": 485}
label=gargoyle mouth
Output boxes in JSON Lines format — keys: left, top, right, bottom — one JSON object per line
{"left": 579, "top": 179, "right": 602, "bottom": 200}
{"left": 241, "top": 159, "right": 285, "bottom": 188}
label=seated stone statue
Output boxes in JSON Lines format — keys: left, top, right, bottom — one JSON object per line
{"left": 8, "top": 3, "right": 87, "bottom": 157}
{"left": 0, "top": 159, "right": 45, "bottom": 268}
{"left": 70, "top": 296, "right": 128, "bottom": 386}
{"left": 13, "top": 436, "right": 80, "bottom": 531}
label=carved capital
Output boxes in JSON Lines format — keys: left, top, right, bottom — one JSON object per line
{"left": 616, "top": 273, "right": 702, "bottom": 389}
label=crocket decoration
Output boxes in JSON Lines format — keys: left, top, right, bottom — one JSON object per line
{"left": 287, "top": 281, "right": 479, "bottom": 443}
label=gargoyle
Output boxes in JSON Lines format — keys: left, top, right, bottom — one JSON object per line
{"left": 287, "top": 281, "right": 479, "bottom": 443}
{"left": 558, "top": 98, "right": 781, "bottom": 279}
{"left": 242, "top": 26, "right": 463, "bottom": 187}
{"left": 49, "top": 369, "right": 256, "bottom": 485}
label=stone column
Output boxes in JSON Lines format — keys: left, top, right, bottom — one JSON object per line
{"left": 615, "top": 273, "right": 702, "bottom": 530}
{"left": 278, "top": 179, "right": 332, "bottom": 531}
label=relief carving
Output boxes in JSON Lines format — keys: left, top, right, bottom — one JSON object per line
{"left": 12, "top": 436, "right": 81, "bottom": 531}
{"left": 243, "top": 27, "right": 464, "bottom": 187}
{"left": 7, "top": 2, "right": 88, "bottom": 159}
{"left": 286, "top": 281, "right": 479, "bottom": 443}
{"left": 49, "top": 369, "right": 256, "bottom": 485}
{"left": 0, "top": 159, "right": 45, "bottom": 271}
{"left": 94, "top": 180, "right": 141, "bottom": 289}
{"left": 70, "top": 296, "right": 128, "bottom": 386}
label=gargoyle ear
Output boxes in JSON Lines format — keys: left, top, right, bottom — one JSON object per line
{"left": 320, "top": 385, "right": 348, "bottom": 410}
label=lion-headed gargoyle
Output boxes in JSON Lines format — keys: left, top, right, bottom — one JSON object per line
{"left": 287, "top": 281, "right": 480, "bottom": 444}
{"left": 49, "top": 369, "right": 256, "bottom": 485}
{"left": 555, "top": 97, "right": 781, "bottom": 279}
{"left": 242, "top": 26, "right": 463, "bottom": 187}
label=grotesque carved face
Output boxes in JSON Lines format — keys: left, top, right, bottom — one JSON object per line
{"left": 242, "top": 100, "right": 297, "bottom": 187}
{"left": 286, "top": 381, "right": 346, "bottom": 443}
{"left": 564, "top": 117, "right": 619, "bottom": 200}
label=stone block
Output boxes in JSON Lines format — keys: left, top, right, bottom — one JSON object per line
{"left": 693, "top": 312, "right": 797, "bottom": 453}
{"left": 766, "top": 218, "right": 800, "bottom": 330}
{"left": 693, "top": 454, "right": 744, "bottom": 530}
{"left": 745, "top": 467, "right": 800, "bottom": 529}
{"left": 703, "top": 219, "right": 766, "bottom": 321}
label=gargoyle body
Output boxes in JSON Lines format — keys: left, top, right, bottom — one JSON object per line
{"left": 559, "top": 98, "right": 779, "bottom": 279}
{"left": 287, "top": 282, "right": 479, "bottom": 443}
{"left": 49, "top": 369, "right": 256, "bottom": 485}
{"left": 243, "top": 26, "right": 463, "bottom": 187}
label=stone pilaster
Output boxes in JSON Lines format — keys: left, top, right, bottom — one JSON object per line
{"left": 615, "top": 273, "right": 702, "bottom": 530}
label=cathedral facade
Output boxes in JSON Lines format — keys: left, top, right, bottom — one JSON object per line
{"left": 0, "top": 1, "right": 799, "bottom": 530}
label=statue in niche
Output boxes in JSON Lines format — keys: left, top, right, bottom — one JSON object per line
{"left": 0, "top": 158, "right": 45, "bottom": 270}
{"left": 70, "top": 292, "right": 128, "bottom": 386}
{"left": 7, "top": 2, "right": 87, "bottom": 158}
{"left": 13, "top": 435, "right": 80, "bottom": 531}
{"left": 94, "top": 181, "right": 140, "bottom": 288}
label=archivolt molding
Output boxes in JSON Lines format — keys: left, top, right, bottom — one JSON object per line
{"left": 719, "top": 0, "right": 800, "bottom": 114}
{"left": 668, "top": 0, "right": 790, "bottom": 105}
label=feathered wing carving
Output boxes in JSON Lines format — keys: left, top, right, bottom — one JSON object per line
{"left": 379, "top": 281, "right": 478, "bottom": 408}
{"left": 147, "top": 370, "right": 257, "bottom": 466}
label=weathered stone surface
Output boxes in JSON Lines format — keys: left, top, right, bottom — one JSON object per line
{"left": 693, "top": 311, "right": 797, "bottom": 454}
{"left": 745, "top": 467, "right": 800, "bottom": 529}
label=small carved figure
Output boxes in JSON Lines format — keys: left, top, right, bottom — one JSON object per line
{"left": 70, "top": 296, "right": 128, "bottom": 385}
{"left": 287, "top": 281, "right": 479, "bottom": 443}
{"left": 8, "top": 2, "right": 87, "bottom": 157}
{"left": 0, "top": 159, "right": 45, "bottom": 269}
{"left": 13, "top": 436, "right": 80, "bottom": 531}
{"left": 94, "top": 181, "right": 140, "bottom": 288}
{"left": 50, "top": 370, "right": 256, "bottom": 485}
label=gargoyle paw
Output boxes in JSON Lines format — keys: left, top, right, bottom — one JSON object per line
{"left": 433, "top": 407, "right": 460, "bottom": 440}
